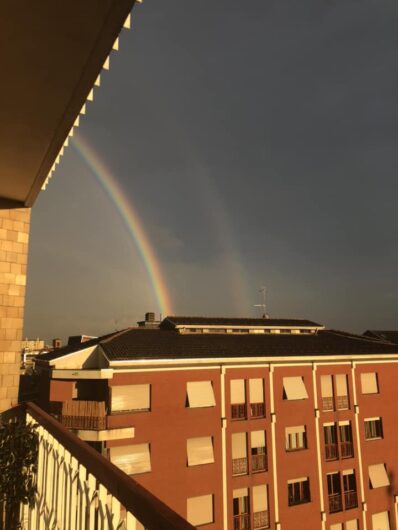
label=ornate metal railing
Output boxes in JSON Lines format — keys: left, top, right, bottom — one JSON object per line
{"left": 336, "top": 395, "right": 349, "bottom": 410}
{"left": 231, "top": 404, "right": 246, "bottom": 420}
{"left": 232, "top": 457, "right": 248, "bottom": 475}
{"left": 340, "top": 441, "right": 353, "bottom": 459}
{"left": 251, "top": 453, "right": 267, "bottom": 472}
{"left": 3, "top": 403, "right": 196, "bottom": 530}
{"left": 325, "top": 443, "right": 338, "bottom": 461}
{"left": 253, "top": 510, "right": 270, "bottom": 529}
{"left": 344, "top": 490, "right": 358, "bottom": 510}
{"left": 321, "top": 397, "right": 334, "bottom": 411}
{"left": 250, "top": 403, "right": 265, "bottom": 418}
{"left": 233, "top": 513, "right": 250, "bottom": 530}
{"left": 328, "top": 493, "right": 343, "bottom": 513}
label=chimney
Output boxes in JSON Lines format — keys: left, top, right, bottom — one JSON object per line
{"left": 137, "top": 312, "right": 160, "bottom": 328}
{"left": 52, "top": 338, "right": 62, "bottom": 349}
{"left": 145, "top": 312, "right": 155, "bottom": 322}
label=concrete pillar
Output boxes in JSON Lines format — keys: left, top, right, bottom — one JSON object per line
{"left": 0, "top": 207, "right": 31, "bottom": 412}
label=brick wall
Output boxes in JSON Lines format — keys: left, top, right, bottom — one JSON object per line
{"left": 0, "top": 208, "right": 31, "bottom": 412}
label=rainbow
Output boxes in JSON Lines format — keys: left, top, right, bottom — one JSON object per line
{"left": 72, "top": 133, "right": 173, "bottom": 316}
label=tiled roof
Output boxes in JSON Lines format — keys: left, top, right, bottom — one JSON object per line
{"left": 161, "top": 316, "right": 322, "bottom": 328}
{"left": 363, "top": 330, "right": 398, "bottom": 345}
{"left": 95, "top": 328, "right": 398, "bottom": 362}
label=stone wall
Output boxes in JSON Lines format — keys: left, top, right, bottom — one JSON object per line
{"left": 0, "top": 208, "right": 31, "bottom": 411}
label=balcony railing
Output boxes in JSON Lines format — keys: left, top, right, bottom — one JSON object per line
{"left": 253, "top": 510, "right": 270, "bottom": 529}
{"left": 61, "top": 400, "right": 107, "bottom": 430}
{"left": 250, "top": 403, "right": 265, "bottom": 418}
{"left": 252, "top": 453, "right": 267, "bottom": 472}
{"left": 232, "top": 404, "right": 246, "bottom": 420}
{"left": 234, "top": 513, "right": 250, "bottom": 530}
{"left": 233, "top": 457, "right": 248, "bottom": 475}
{"left": 3, "top": 402, "right": 196, "bottom": 530}
{"left": 344, "top": 490, "right": 358, "bottom": 510}
{"left": 321, "top": 397, "right": 334, "bottom": 411}
{"left": 328, "top": 493, "right": 343, "bottom": 513}
{"left": 336, "top": 395, "right": 349, "bottom": 410}
{"left": 325, "top": 443, "right": 338, "bottom": 461}
{"left": 340, "top": 441, "right": 354, "bottom": 459}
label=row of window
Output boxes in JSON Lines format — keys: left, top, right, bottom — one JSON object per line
{"left": 186, "top": 485, "right": 270, "bottom": 529}
{"left": 108, "top": 372, "right": 380, "bottom": 415}
{"left": 331, "top": 513, "right": 392, "bottom": 530}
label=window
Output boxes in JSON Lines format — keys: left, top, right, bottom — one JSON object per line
{"left": 320, "top": 374, "right": 350, "bottom": 411}
{"left": 339, "top": 421, "right": 354, "bottom": 458}
{"left": 111, "top": 384, "right": 150, "bottom": 413}
{"left": 232, "top": 432, "right": 248, "bottom": 475}
{"left": 109, "top": 443, "right": 151, "bottom": 475}
{"left": 369, "top": 464, "right": 390, "bottom": 489}
{"left": 335, "top": 374, "right": 349, "bottom": 410}
{"left": 252, "top": 485, "right": 269, "bottom": 530}
{"left": 187, "top": 494, "right": 214, "bottom": 526}
{"left": 233, "top": 488, "right": 250, "bottom": 530}
{"left": 321, "top": 375, "right": 334, "bottom": 411}
{"left": 249, "top": 378, "right": 265, "bottom": 417}
{"left": 187, "top": 436, "right": 214, "bottom": 466}
{"left": 324, "top": 423, "right": 338, "bottom": 461}
{"left": 342, "top": 470, "right": 358, "bottom": 510}
{"left": 251, "top": 430, "right": 267, "bottom": 472}
{"left": 361, "top": 373, "right": 379, "bottom": 394}
{"left": 186, "top": 381, "right": 216, "bottom": 408}
{"left": 371, "top": 511, "right": 390, "bottom": 530}
{"left": 364, "top": 417, "right": 383, "bottom": 440}
{"left": 231, "top": 379, "right": 246, "bottom": 420}
{"left": 287, "top": 477, "right": 310, "bottom": 506}
{"left": 285, "top": 425, "right": 307, "bottom": 451}
{"left": 282, "top": 377, "right": 308, "bottom": 400}
{"left": 331, "top": 522, "right": 358, "bottom": 530}
{"left": 327, "top": 472, "right": 342, "bottom": 513}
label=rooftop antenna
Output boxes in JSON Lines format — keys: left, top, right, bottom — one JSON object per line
{"left": 254, "top": 286, "right": 269, "bottom": 319}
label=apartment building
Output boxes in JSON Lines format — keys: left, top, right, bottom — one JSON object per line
{"left": 33, "top": 316, "right": 398, "bottom": 530}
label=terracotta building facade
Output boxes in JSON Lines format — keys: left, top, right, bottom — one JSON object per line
{"left": 33, "top": 317, "right": 398, "bottom": 530}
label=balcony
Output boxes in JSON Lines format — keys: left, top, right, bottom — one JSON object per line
{"left": 321, "top": 397, "right": 334, "bottom": 411}
{"left": 250, "top": 403, "right": 265, "bottom": 418}
{"left": 232, "top": 404, "right": 247, "bottom": 420}
{"left": 234, "top": 513, "right": 251, "bottom": 530}
{"left": 232, "top": 457, "right": 248, "bottom": 475}
{"left": 344, "top": 491, "right": 358, "bottom": 510}
{"left": 340, "top": 441, "right": 354, "bottom": 459}
{"left": 1, "top": 402, "right": 196, "bottom": 530}
{"left": 61, "top": 400, "right": 107, "bottom": 430}
{"left": 336, "top": 395, "right": 349, "bottom": 410}
{"left": 252, "top": 453, "right": 267, "bottom": 473}
{"left": 325, "top": 443, "right": 338, "bottom": 461}
{"left": 328, "top": 493, "right": 343, "bottom": 513}
{"left": 253, "top": 510, "right": 270, "bottom": 529}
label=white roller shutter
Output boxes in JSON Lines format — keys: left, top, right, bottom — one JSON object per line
{"left": 285, "top": 425, "right": 305, "bottom": 434}
{"left": 346, "top": 520, "right": 358, "bottom": 530}
{"left": 187, "top": 437, "right": 214, "bottom": 466}
{"left": 372, "top": 511, "right": 390, "bottom": 530}
{"left": 287, "top": 477, "right": 307, "bottom": 484}
{"left": 110, "top": 444, "right": 151, "bottom": 475}
{"left": 251, "top": 430, "right": 265, "bottom": 448}
{"left": 283, "top": 377, "right": 308, "bottom": 400}
{"left": 335, "top": 374, "right": 348, "bottom": 396}
{"left": 232, "top": 433, "right": 247, "bottom": 459}
{"left": 330, "top": 525, "right": 342, "bottom": 530}
{"left": 249, "top": 379, "right": 264, "bottom": 403}
{"left": 111, "top": 385, "right": 150, "bottom": 412}
{"left": 187, "top": 495, "right": 213, "bottom": 526}
{"left": 252, "top": 484, "right": 268, "bottom": 512}
{"left": 187, "top": 381, "right": 216, "bottom": 408}
{"left": 320, "top": 375, "right": 333, "bottom": 397}
{"left": 361, "top": 373, "right": 378, "bottom": 394}
{"left": 231, "top": 379, "right": 245, "bottom": 404}
{"left": 369, "top": 464, "right": 390, "bottom": 488}
{"left": 233, "top": 488, "right": 248, "bottom": 499}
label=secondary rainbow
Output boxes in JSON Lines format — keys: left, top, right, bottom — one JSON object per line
{"left": 72, "top": 133, "right": 172, "bottom": 316}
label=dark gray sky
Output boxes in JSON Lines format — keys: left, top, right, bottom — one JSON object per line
{"left": 25, "top": 0, "right": 398, "bottom": 341}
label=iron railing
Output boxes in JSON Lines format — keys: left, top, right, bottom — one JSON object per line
{"left": 231, "top": 404, "right": 246, "bottom": 420}
{"left": 336, "top": 395, "right": 349, "bottom": 410}
{"left": 325, "top": 443, "right": 338, "bottom": 461}
{"left": 328, "top": 493, "right": 343, "bottom": 513}
{"left": 344, "top": 490, "right": 358, "bottom": 510}
{"left": 233, "top": 513, "right": 250, "bottom": 530}
{"left": 232, "top": 457, "right": 248, "bottom": 475}
{"left": 321, "top": 397, "right": 334, "bottom": 411}
{"left": 340, "top": 441, "right": 354, "bottom": 459}
{"left": 250, "top": 403, "right": 265, "bottom": 418}
{"left": 3, "top": 402, "right": 196, "bottom": 530}
{"left": 251, "top": 453, "right": 267, "bottom": 472}
{"left": 253, "top": 510, "right": 270, "bottom": 529}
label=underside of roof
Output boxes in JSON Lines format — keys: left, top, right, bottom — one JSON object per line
{"left": 0, "top": 0, "right": 136, "bottom": 208}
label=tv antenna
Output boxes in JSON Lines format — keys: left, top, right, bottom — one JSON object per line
{"left": 254, "top": 286, "right": 269, "bottom": 319}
